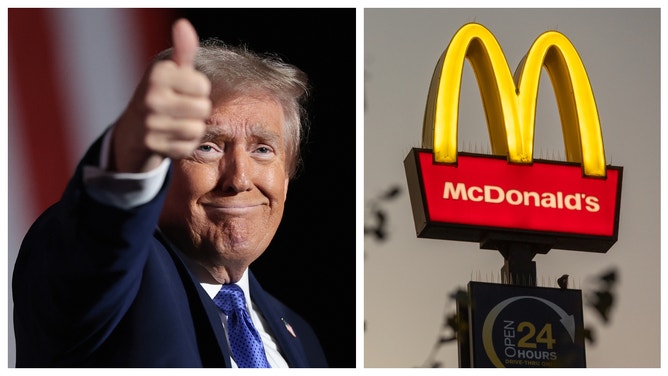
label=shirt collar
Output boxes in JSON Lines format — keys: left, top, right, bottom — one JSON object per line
{"left": 200, "top": 270, "right": 251, "bottom": 306}
{"left": 160, "top": 229, "right": 252, "bottom": 307}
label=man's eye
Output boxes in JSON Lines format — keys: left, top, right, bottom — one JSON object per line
{"left": 192, "top": 143, "right": 222, "bottom": 162}
{"left": 256, "top": 146, "right": 272, "bottom": 154}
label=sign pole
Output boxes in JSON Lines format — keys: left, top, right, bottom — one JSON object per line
{"left": 481, "top": 236, "right": 552, "bottom": 287}
{"left": 499, "top": 243, "right": 538, "bottom": 287}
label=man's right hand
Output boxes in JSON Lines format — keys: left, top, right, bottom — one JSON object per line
{"left": 111, "top": 18, "right": 212, "bottom": 173}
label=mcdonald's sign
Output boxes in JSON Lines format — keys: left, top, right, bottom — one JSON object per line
{"left": 404, "top": 23, "right": 623, "bottom": 253}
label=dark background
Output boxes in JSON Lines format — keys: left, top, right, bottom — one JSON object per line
{"left": 179, "top": 8, "right": 356, "bottom": 368}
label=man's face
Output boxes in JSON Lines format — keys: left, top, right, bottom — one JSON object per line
{"left": 159, "top": 93, "right": 289, "bottom": 283}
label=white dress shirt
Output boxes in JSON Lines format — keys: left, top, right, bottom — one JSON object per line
{"left": 82, "top": 128, "right": 289, "bottom": 367}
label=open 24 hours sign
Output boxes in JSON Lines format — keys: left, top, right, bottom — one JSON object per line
{"left": 468, "top": 282, "right": 586, "bottom": 367}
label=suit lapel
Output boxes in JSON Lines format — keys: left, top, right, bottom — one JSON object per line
{"left": 155, "top": 229, "right": 232, "bottom": 368}
{"left": 248, "top": 271, "right": 309, "bottom": 367}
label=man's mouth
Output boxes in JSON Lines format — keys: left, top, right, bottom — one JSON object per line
{"left": 202, "top": 203, "right": 265, "bottom": 215}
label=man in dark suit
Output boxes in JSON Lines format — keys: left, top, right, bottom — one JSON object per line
{"left": 12, "top": 18, "right": 327, "bottom": 368}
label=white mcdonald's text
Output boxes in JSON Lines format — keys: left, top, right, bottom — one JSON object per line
{"left": 443, "top": 182, "right": 600, "bottom": 213}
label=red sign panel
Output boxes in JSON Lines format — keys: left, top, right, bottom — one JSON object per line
{"left": 404, "top": 149, "right": 623, "bottom": 252}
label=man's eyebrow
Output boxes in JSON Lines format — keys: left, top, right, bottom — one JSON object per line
{"left": 201, "top": 125, "right": 225, "bottom": 142}
{"left": 202, "top": 123, "right": 283, "bottom": 145}
{"left": 250, "top": 124, "right": 282, "bottom": 145}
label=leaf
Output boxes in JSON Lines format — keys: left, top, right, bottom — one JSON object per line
{"left": 580, "top": 327, "right": 595, "bottom": 344}
{"left": 438, "top": 335, "right": 455, "bottom": 345}
{"left": 382, "top": 186, "right": 402, "bottom": 200}
{"left": 449, "top": 288, "right": 468, "bottom": 302}
{"left": 588, "top": 291, "right": 614, "bottom": 323}
{"left": 599, "top": 269, "right": 617, "bottom": 285}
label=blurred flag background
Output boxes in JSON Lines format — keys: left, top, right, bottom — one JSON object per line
{"left": 9, "top": 9, "right": 175, "bottom": 226}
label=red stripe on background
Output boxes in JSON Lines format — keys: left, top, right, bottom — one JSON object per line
{"left": 132, "top": 9, "right": 180, "bottom": 67}
{"left": 9, "top": 9, "right": 74, "bottom": 216}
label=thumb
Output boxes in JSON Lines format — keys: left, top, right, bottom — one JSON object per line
{"left": 171, "top": 18, "right": 199, "bottom": 67}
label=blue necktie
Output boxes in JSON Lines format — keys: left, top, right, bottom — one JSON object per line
{"left": 213, "top": 284, "right": 271, "bottom": 368}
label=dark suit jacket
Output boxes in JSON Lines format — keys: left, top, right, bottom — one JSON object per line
{"left": 12, "top": 136, "right": 328, "bottom": 367}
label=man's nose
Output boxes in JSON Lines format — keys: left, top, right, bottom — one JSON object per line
{"left": 219, "top": 150, "right": 252, "bottom": 193}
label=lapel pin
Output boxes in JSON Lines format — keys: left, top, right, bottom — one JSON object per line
{"left": 281, "top": 318, "right": 297, "bottom": 338}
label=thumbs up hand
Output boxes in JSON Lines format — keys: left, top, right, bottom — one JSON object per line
{"left": 111, "top": 18, "right": 212, "bottom": 173}
{"left": 170, "top": 18, "right": 199, "bottom": 67}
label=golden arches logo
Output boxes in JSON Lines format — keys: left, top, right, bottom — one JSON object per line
{"left": 422, "top": 23, "right": 606, "bottom": 177}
